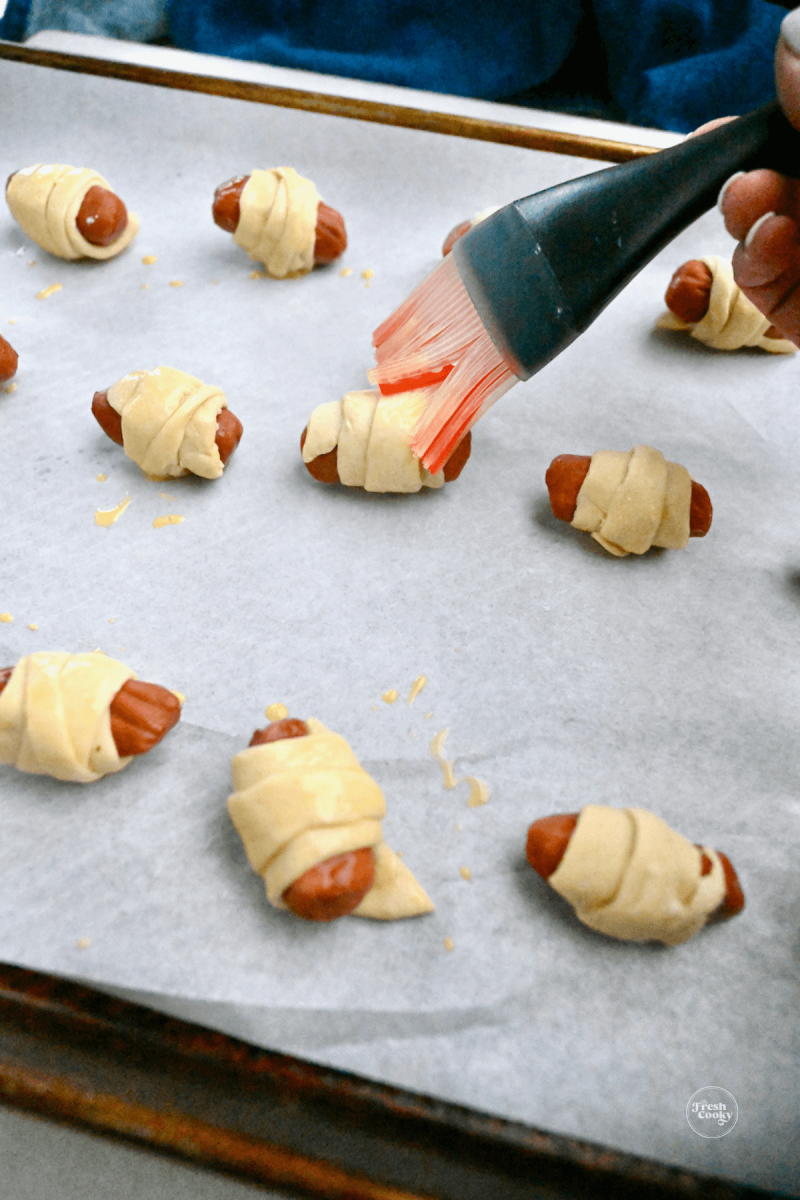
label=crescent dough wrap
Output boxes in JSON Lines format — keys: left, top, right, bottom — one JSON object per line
{"left": 233, "top": 167, "right": 320, "bottom": 278}
{"left": 0, "top": 651, "right": 135, "bottom": 783}
{"left": 657, "top": 255, "right": 796, "bottom": 353}
{"left": 6, "top": 164, "right": 138, "bottom": 261}
{"left": 303, "top": 389, "right": 445, "bottom": 492}
{"left": 107, "top": 367, "right": 227, "bottom": 480}
{"left": 227, "top": 719, "right": 434, "bottom": 919}
{"left": 571, "top": 445, "right": 691, "bottom": 557}
{"left": 548, "top": 805, "right": 726, "bottom": 945}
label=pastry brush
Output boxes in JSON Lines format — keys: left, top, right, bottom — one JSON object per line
{"left": 370, "top": 101, "right": 800, "bottom": 474}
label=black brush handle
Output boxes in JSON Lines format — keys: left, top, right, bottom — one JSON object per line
{"left": 454, "top": 101, "right": 800, "bottom": 380}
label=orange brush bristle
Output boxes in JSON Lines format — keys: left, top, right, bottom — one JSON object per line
{"left": 369, "top": 254, "right": 518, "bottom": 474}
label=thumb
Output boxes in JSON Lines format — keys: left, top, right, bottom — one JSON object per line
{"left": 776, "top": 9, "right": 800, "bottom": 131}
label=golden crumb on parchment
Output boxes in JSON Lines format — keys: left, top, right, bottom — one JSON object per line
{"left": 95, "top": 496, "right": 131, "bottom": 527}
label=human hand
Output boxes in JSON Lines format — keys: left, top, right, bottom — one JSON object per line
{"left": 717, "top": 9, "right": 800, "bottom": 347}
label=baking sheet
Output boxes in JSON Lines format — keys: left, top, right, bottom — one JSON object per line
{"left": 0, "top": 58, "right": 798, "bottom": 1194}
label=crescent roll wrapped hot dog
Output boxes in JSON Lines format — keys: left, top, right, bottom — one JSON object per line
{"left": 6, "top": 165, "right": 138, "bottom": 260}
{"left": 212, "top": 168, "right": 347, "bottom": 276}
{"left": 545, "top": 445, "right": 712, "bottom": 557}
{"left": 0, "top": 652, "right": 181, "bottom": 783}
{"left": 301, "top": 388, "right": 471, "bottom": 492}
{"left": 91, "top": 367, "right": 243, "bottom": 480}
{"left": 227, "top": 716, "right": 434, "bottom": 922}
{"left": 526, "top": 805, "right": 744, "bottom": 945}
{"left": 658, "top": 255, "right": 796, "bottom": 353}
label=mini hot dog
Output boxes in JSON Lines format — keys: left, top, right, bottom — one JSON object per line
{"left": 658, "top": 255, "right": 796, "bottom": 352}
{"left": 92, "top": 389, "right": 243, "bottom": 469}
{"left": 300, "top": 424, "right": 471, "bottom": 485}
{"left": 227, "top": 716, "right": 434, "bottom": 922}
{"left": 546, "top": 453, "right": 712, "bottom": 537}
{"left": 76, "top": 185, "right": 129, "bottom": 247}
{"left": 0, "top": 652, "right": 180, "bottom": 782}
{"left": 545, "top": 445, "right": 712, "bottom": 556}
{"left": 526, "top": 806, "right": 744, "bottom": 944}
{"left": 0, "top": 334, "right": 18, "bottom": 385}
{"left": 6, "top": 165, "right": 138, "bottom": 260}
{"left": 91, "top": 368, "right": 242, "bottom": 480}
{"left": 248, "top": 718, "right": 375, "bottom": 921}
{"left": 212, "top": 168, "right": 347, "bottom": 276}
{"left": 301, "top": 388, "right": 471, "bottom": 492}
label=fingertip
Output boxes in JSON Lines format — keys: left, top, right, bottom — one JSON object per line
{"left": 780, "top": 8, "right": 800, "bottom": 57}
{"left": 717, "top": 172, "right": 745, "bottom": 216}
{"left": 744, "top": 211, "right": 777, "bottom": 249}
{"left": 776, "top": 23, "right": 800, "bottom": 132}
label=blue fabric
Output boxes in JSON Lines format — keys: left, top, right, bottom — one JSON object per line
{"left": 595, "top": 1, "right": 785, "bottom": 130}
{"left": 0, "top": 0, "right": 790, "bottom": 132}
{"left": 0, "top": 0, "right": 33, "bottom": 41}
{"left": 166, "top": 0, "right": 787, "bottom": 130}
{"left": 168, "top": 0, "right": 584, "bottom": 101}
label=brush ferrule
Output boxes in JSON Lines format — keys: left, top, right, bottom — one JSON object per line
{"left": 452, "top": 205, "right": 578, "bottom": 380}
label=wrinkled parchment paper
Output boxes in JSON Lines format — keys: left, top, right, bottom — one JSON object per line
{"left": 0, "top": 58, "right": 797, "bottom": 1194}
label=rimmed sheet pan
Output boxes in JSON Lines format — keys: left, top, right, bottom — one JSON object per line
{"left": 0, "top": 46, "right": 797, "bottom": 1197}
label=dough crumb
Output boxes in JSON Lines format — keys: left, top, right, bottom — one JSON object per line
{"left": 142, "top": 255, "right": 157, "bottom": 265}
{"left": 443, "top": 937, "right": 454, "bottom": 952}
{"left": 361, "top": 268, "right": 375, "bottom": 280}
{"left": 4, "top": 383, "right": 17, "bottom": 393}
{"left": 95, "top": 473, "right": 107, "bottom": 482}
{"left": 460, "top": 866, "right": 472, "bottom": 881}
{"left": 158, "top": 492, "right": 177, "bottom": 501}
{"left": 249, "top": 270, "right": 267, "bottom": 280}
{"left": 36, "top": 283, "right": 62, "bottom": 299}
{"left": 28, "top": 260, "right": 36, "bottom": 267}
{"left": 430, "top": 729, "right": 457, "bottom": 789}
{"left": 265, "top": 702, "right": 289, "bottom": 721}
{"left": 153, "top": 514, "right": 184, "bottom": 528}
{"left": 95, "top": 495, "right": 131, "bottom": 527}
{"left": 172, "top": 690, "right": 186, "bottom": 705}
{"left": 8, "top": 319, "right": 17, "bottom": 324}
{"left": 141, "top": 284, "right": 149, "bottom": 290}
{"left": 27, "top": 623, "right": 37, "bottom": 632}
{"left": 382, "top": 689, "right": 399, "bottom": 704}
{"left": 465, "top": 777, "right": 490, "bottom": 808}
{"left": 424, "top": 711, "right": 433, "bottom": 720}
{"left": 76, "top": 937, "right": 91, "bottom": 950}
{"left": 169, "top": 279, "right": 184, "bottom": 288}
{"left": 340, "top": 267, "right": 352, "bottom": 277}
{"left": 0, "top": 613, "right": 13, "bottom": 623}
{"left": 454, "top": 823, "right": 461, "bottom": 832}
{"left": 407, "top": 674, "right": 427, "bottom": 705}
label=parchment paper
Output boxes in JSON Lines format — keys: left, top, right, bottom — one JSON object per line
{"left": 0, "top": 58, "right": 797, "bottom": 1194}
